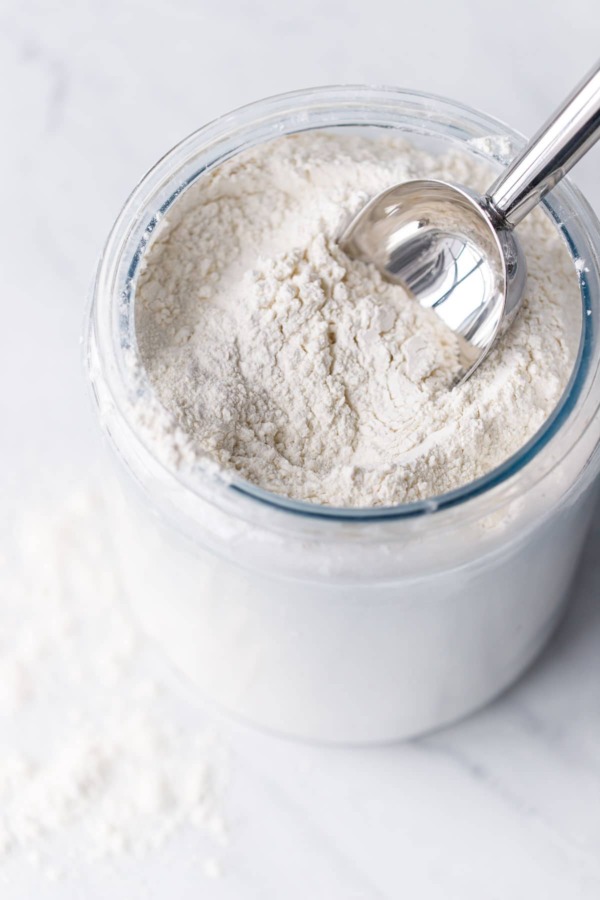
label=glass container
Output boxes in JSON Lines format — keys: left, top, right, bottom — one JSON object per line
{"left": 85, "top": 87, "right": 600, "bottom": 743}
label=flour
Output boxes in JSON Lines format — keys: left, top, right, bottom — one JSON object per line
{"left": 0, "top": 487, "right": 228, "bottom": 879}
{"left": 135, "top": 132, "right": 581, "bottom": 506}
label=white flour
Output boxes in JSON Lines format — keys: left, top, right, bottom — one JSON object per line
{"left": 136, "top": 132, "right": 581, "bottom": 506}
{"left": 0, "top": 487, "right": 228, "bottom": 880}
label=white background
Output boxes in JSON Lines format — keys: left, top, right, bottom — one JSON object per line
{"left": 2, "top": 0, "right": 600, "bottom": 897}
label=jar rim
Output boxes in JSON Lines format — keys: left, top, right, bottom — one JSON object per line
{"left": 87, "top": 85, "right": 600, "bottom": 526}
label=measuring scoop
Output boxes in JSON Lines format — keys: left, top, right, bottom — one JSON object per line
{"left": 340, "top": 63, "right": 600, "bottom": 384}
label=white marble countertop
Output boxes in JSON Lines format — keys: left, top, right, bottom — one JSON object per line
{"left": 2, "top": 0, "right": 600, "bottom": 896}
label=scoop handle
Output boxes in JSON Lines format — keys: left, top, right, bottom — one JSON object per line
{"left": 486, "top": 61, "right": 600, "bottom": 227}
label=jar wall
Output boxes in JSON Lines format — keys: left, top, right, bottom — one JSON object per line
{"left": 113, "top": 467, "right": 599, "bottom": 743}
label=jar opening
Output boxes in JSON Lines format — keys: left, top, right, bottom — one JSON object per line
{"left": 90, "top": 87, "right": 600, "bottom": 525}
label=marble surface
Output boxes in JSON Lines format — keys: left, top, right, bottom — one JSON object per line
{"left": 2, "top": 0, "right": 600, "bottom": 896}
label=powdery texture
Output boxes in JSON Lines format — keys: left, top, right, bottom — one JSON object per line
{"left": 0, "top": 488, "right": 228, "bottom": 879}
{"left": 136, "top": 133, "right": 581, "bottom": 506}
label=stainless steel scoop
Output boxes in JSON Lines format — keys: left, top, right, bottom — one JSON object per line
{"left": 340, "top": 63, "right": 600, "bottom": 384}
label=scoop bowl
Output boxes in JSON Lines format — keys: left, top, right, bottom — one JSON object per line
{"left": 339, "top": 179, "right": 526, "bottom": 384}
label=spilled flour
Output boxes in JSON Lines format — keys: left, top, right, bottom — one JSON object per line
{"left": 0, "top": 487, "right": 228, "bottom": 881}
{"left": 136, "top": 132, "right": 581, "bottom": 506}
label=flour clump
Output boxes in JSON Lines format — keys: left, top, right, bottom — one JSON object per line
{"left": 135, "top": 132, "right": 581, "bottom": 506}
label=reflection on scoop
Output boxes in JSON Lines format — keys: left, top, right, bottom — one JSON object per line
{"left": 339, "top": 179, "right": 526, "bottom": 385}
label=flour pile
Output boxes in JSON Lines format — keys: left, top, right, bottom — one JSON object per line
{"left": 0, "top": 488, "right": 228, "bottom": 880}
{"left": 136, "top": 133, "right": 581, "bottom": 506}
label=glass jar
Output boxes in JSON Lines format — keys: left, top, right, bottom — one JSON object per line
{"left": 85, "top": 87, "right": 600, "bottom": 744}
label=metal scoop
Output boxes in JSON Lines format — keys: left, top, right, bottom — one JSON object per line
{"left": 340, "top": 63, "right": 600, "bottom": 384}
